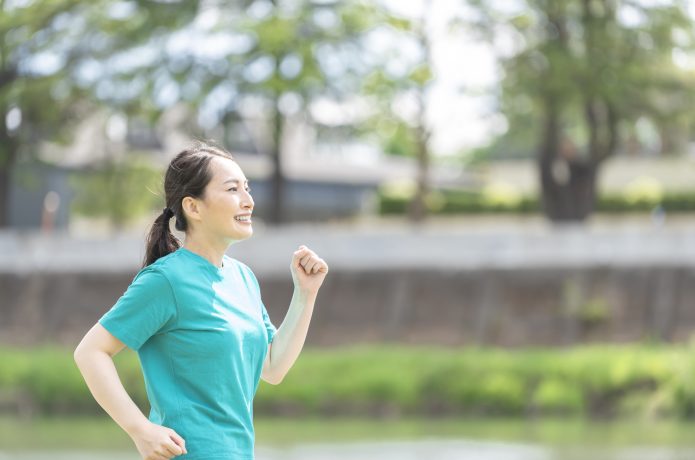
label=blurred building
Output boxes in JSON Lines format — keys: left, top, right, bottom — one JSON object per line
{"left": 9, "top": 162, "right": 76, "bottom": 230}
{"left": 8, "top": 105, "right": 472, "bottom": 229}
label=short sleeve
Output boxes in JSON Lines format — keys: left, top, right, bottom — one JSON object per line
{"left": 98, "top": 267, "right": 177, "bottom": 351}
{"left": 261, "top": 301, "right": 277, "bottom": 345}
{"left": 242, "top": 263, "right": 277, "bottom": 345}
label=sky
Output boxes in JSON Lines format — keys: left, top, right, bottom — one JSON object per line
{"left": 378, "top": 0, "right": 508, "bottom": 157}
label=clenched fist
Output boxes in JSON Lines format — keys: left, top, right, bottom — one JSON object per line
{"left": 130, "top": 421, "right": 187, "bottom": 459}
{"left": 290, "top": 245, "right": 328, "bottom": 295}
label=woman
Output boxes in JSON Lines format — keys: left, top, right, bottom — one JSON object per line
{"left": 73, "top": 141, "right": 328, "bottom": 460}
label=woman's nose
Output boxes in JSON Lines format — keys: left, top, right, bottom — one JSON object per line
{"left": 242, "top": 190, "right": 254, "bottom": 209}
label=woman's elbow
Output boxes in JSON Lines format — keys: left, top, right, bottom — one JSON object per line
{"left": 262, "top": 369, "right": 284, "bottom": 385}
{"left": 73, "top": 341, "right": 90, "bottom": 367}
{"left": 74, "top": 323, "right": 125, "bottom": 362}
{"left": 73, "top": 334, "right": 106, "bottom": 367}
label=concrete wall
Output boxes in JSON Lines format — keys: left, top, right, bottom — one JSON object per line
{"left": 1, "top": 220, "right": 694, "bottom": 347}
{"left": 2, "top": 265, "right": 694, "bottom": 348}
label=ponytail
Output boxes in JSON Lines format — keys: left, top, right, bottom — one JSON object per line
{"left": 143, "top": 207, "right": 181, "bottom": 267}
{"left": 142, "top": 140, "right": 235, "bottom": 267}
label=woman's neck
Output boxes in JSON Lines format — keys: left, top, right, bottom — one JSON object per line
{"left": 183, "top": 237, "right": 228, "bottom": 269}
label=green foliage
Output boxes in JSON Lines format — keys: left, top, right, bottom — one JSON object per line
{"left": 0, "top": 346, "right": 146, "bottom": 415}
{"left": 0, "top": 0, "right": 199, "bottom": 144}
{"left": 379, "top": 119, "right": 418, "bottom": 157}
{"left": 598, "top": 192, "right": 695, "bottom": 213}
{"left": 0, "top": 0, "right": 199, "bottom": 226}
{"left": 533, "top": 379, "right": 584, "bottom": 414}
{"left": 4, "top": 344, "right": 695, "bottom": 420}
{"left": 377, "top": 187, "right": 695, "bottom": 215}
{"left": 574, "top": 298, "right": 610, "bottom": 329}
{"left": 354, "top": 6, "right": 434, "bottom": 167}
{"left": 150, "top": 1, "right": 381, "bottom": 126}
{"left": 69, "top": 155, "right": 162, "bottom": 228}
{"left": 378, "top": 188, "right": 539, "bottom": 215}
{"left": 422, "top": 366, "right": 526, "bottom": 415}
{"left": 669, "top": 340, "right": 695, "bottom": 418}
{"left": 463, "top": 0, "right": 695, "bottom": 223}
{"left": 468, "top": 0, "right": 695, "bottom": 161}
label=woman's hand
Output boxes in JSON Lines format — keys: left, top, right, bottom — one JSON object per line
{"left": 130, "top": 421, "right": 187, "bottom": 459}
{"left": 290, "top": 245, "right": 329, "bottom": 295}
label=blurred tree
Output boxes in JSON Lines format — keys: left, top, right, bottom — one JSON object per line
{"left": 229, "top": 0, "right": 377, "bottom": 224}
{"left": 0, "top": 0, "right": 197, "bottom": 228}
{"left": 70, "top": 155, "right": 161, "bottom": 231}
{"left": 93, "top": 0, "right": 378, "bottom": 225}
{"left": 361, "top": 3, "right": 435, "bottom": 223}
{"left": 467, "top": 0, "right": 695, "bottom": 221}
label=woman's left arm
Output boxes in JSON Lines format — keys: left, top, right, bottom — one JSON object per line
{"left": 261, "top": 245, "right": 328, "bottom": 384}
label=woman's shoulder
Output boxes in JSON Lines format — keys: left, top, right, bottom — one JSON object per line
{"left": 147, "top": 248, "right": 186, "bottom": 268}
{"left": 135, "top": 249, "right": 187, "bottom": 280}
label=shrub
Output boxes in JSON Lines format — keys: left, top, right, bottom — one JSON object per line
{"left": 377, "top": 188, "right": 695, "bottom": 215}
{"left": 3, "top": 344, "right": 695, "bottom": 420}
{"left": 532, "top": 379, "right": 584, "bottom": 415}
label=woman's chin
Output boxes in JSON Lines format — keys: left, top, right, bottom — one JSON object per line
{"left": 229, "top": 226, "right": 253, "bottom": 240}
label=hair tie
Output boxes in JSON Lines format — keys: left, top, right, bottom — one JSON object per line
{"left": 162, "top": 207, "right": 174, "bottom": 219}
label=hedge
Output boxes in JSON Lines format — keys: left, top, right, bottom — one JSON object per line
{"left": 378, "top": 190, "right": 695, "bottom": 215}
{"left": 2, "top": 343, "right": 695, "bottom": 420}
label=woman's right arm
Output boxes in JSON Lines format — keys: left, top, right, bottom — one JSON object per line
{"left": 74, "top": 323, "right": 187, "bottom": 459}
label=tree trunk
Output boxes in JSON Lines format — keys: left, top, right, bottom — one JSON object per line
{"left": 407, "top": 125, "right": 430, "bottom": 223}
{"left": 266, "top": 2, "right": 286, "bottom": 226}
{"left": 538, "top": 98, "right": 598, "bottom": 222}
{"left": 407, "top": 8, "right": 432, "bottom": 225}
{"left": 657, "top": 122, "right": 684, "bottom": 156}
{"left": 0, "top": 165, "right": 11, "bottom": 228}
{"left": 540, "top": 156, "right": 597, "bottom": 222}
{"left": 268, "top": 105, "right": 285, "bottom": 225}
{"left": 0, "top": 109, "right": 17, "bottom": 229}
{"left": 535, "top": 0, "right": 619, "bottom": 223}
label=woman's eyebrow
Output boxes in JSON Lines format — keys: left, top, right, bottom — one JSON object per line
{"left": 223, "top": 178, "right": 248, "bottom": 184}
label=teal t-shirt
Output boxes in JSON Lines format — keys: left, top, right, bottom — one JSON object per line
{"left": 98, "top": 247, "right": 277, "bottom": 460}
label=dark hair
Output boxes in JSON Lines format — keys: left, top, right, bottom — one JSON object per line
{"left": 143, "top": 140, "right": 235, "bottom": 267}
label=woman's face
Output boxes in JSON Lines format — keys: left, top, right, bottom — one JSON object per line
{"left": 195, "top": 156, "right": 255, "bottom": 243}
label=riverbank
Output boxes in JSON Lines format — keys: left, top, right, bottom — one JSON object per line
{"left": 2, "top": 415, "right": 695, "bottom": 459}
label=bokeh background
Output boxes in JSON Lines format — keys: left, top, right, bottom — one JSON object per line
{"left": 2, "top": 0, "right": 695, "bottom": 459}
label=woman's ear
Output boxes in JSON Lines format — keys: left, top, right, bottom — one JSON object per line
{"left": 181, "top": 196, "right": 202, "bottom": 224}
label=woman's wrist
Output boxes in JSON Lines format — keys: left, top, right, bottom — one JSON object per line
{"left": 293, "top": 287, "right": 317, "bottom": 302}
{"left": 124, "top": 416, "right": 151, "bottom": 438}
